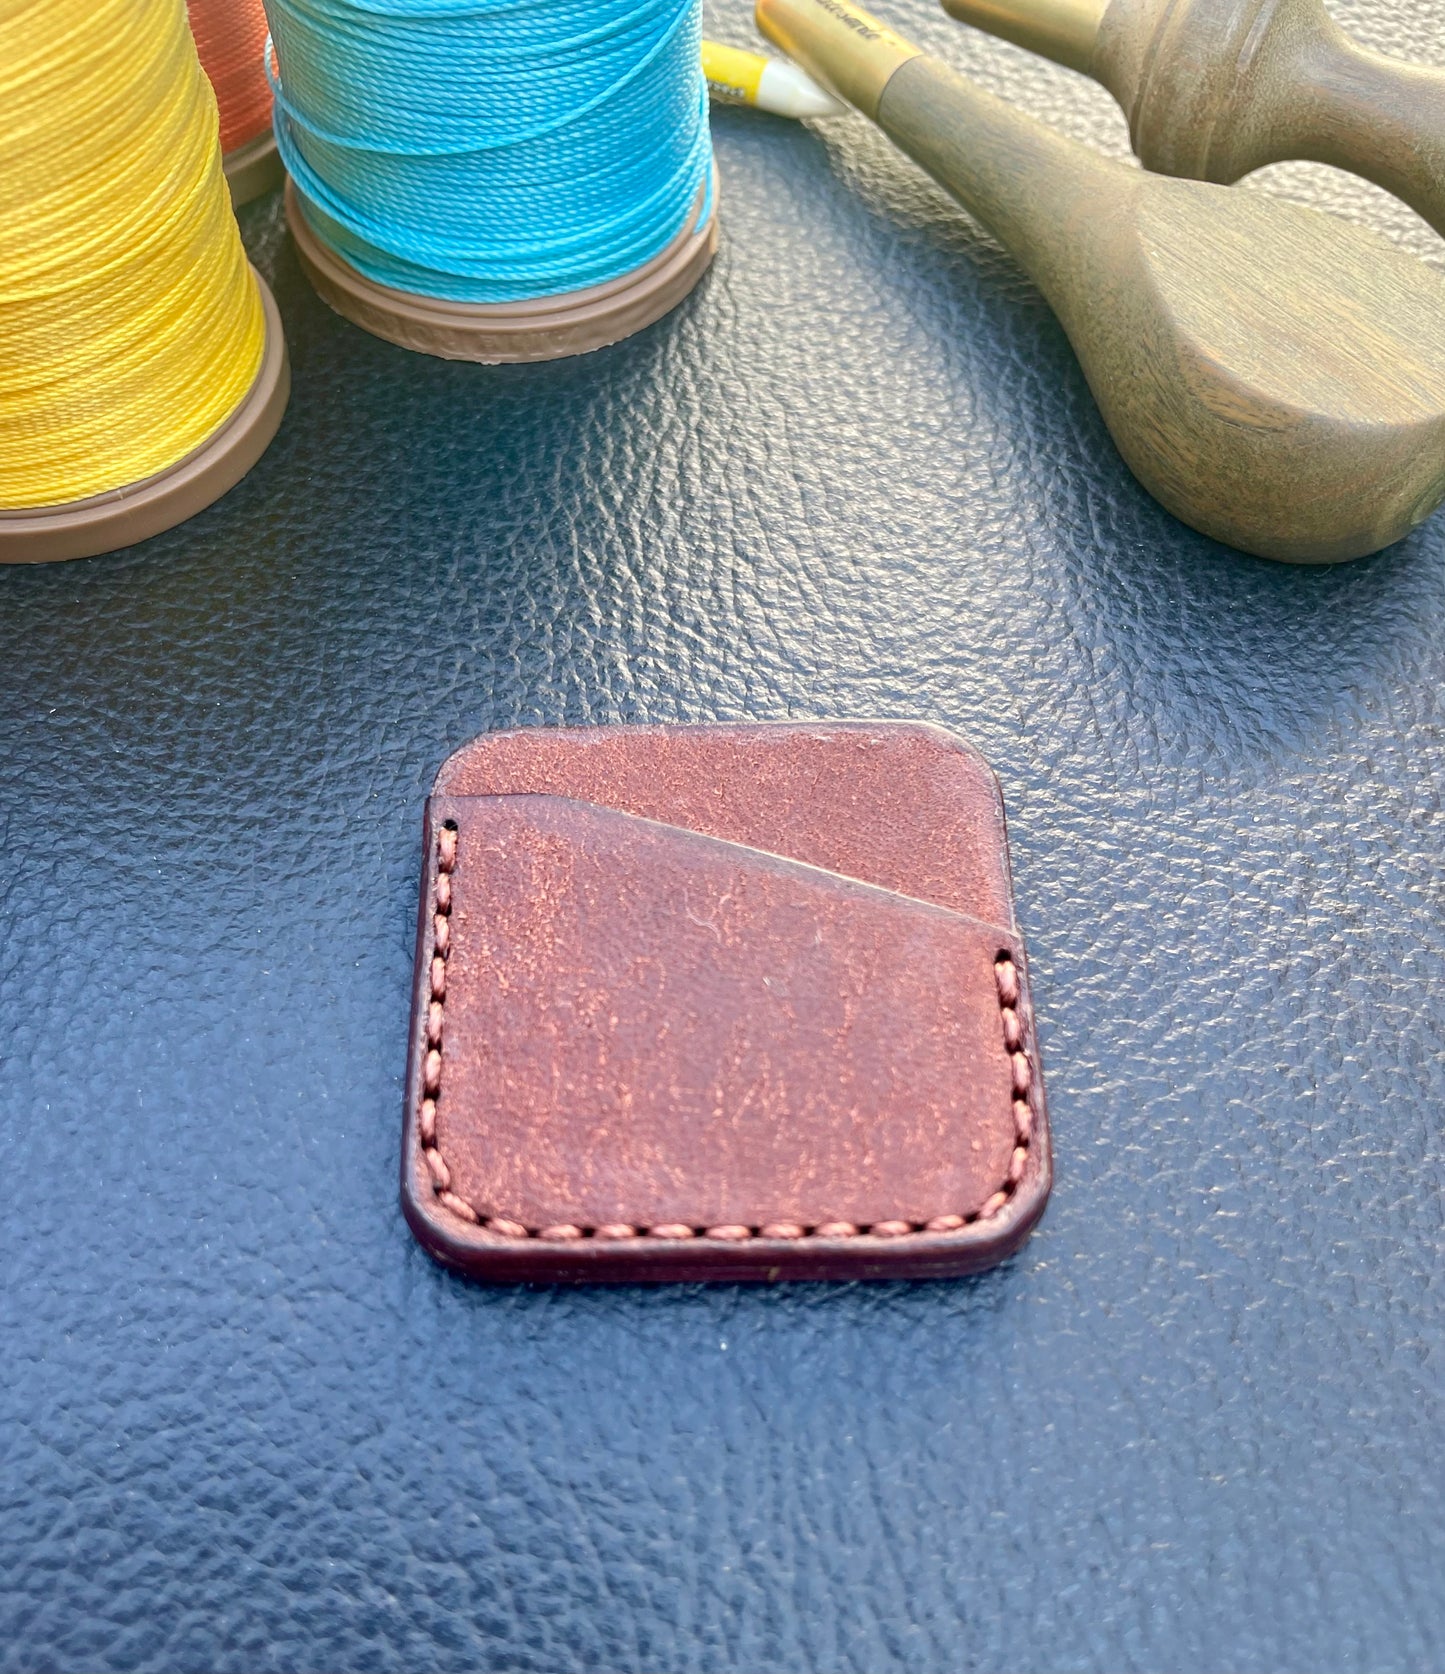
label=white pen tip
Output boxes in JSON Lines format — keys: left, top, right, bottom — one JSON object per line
{"left": 757, "top": 57, "right": 849, "bottom": 119}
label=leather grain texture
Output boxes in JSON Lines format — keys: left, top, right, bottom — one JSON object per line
{"left": 433, "top": 720, "right": 1018, "bottom": 925}
{"left": 1, "top": 0, "right": 1442, "bottom": 1665}
{"left": 404, "top": 745, "right": 1045, "bottom": 1280}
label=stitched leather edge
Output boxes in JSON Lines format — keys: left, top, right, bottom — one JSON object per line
{"left": 417, "top": 816, "right": 1037, "bottom": 1244}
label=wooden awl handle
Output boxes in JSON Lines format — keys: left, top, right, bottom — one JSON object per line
{"left": 942, "top": 0, "right": 1445, "bottom": 239}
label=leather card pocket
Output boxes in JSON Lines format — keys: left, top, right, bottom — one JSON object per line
{"left": 402, "top": 723, "right": 1050, "bottom": 1283}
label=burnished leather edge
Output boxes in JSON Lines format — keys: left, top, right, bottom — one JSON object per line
{"left": 400, "top": 764, "right": 1052, "bottom": 1285}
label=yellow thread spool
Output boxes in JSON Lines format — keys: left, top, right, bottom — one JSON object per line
{"left": 0, "top": 0, "right": 289, "bottom": 564}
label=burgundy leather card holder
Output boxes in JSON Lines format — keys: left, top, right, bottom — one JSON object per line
{"left": 403, "top": 722, "right": 1051, "bottom": 1283}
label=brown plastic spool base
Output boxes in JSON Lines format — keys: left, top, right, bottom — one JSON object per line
{"left": 0, "top": 271, "right": 290, "bottom": 565}
{"left": 286, "top": 175, "right": 719, "bottom": 363}
{"left": 224, "top": 127, "right": 284, "bottom": 209}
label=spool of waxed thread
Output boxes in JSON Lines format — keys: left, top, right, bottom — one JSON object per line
{"left": 188, "top": 0, "right": 283, "bottom": 206}
{"left": 267, "top": 0, "right": 719, "bottom": 363}
{"left": 0, "top": 0, "right": 289, "bottom": 565}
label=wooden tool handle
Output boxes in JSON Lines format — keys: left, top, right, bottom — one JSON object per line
{"left": 752, "top": 0, "right": 1445, "bottom": 564}
{"left": 940, "top": 0, "right": 1106, "bottom": 75}
{"left": 755, "top": 0, "right": 1119, "bottom": 289}
{"left": 1232, "top": 5, "right": 1445, "bottom": 240}
{"left": 945, "top": 0, "right": 1445, "bottom": 240}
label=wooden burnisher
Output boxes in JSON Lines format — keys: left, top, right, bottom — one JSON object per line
{"left": 756, "top": 0, "right": 1445, "bottom": 563}
{"left": 939, "top": 0, "right": 1445, "bottom": 242}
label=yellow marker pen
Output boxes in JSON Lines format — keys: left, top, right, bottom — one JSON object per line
{"left": 701, "top": 39, "right": 848, "bottom": 118}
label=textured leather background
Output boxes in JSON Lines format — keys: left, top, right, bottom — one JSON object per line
{"left": 2, "top": 0, "right": 1443, "bottom": 1667}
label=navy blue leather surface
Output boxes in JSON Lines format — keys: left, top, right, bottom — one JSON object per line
{"left": 2, "top": 1, "right": 1443, "bottom": 1667}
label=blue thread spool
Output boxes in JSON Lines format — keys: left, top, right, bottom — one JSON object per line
{"left": 267, "top": 0, "right": 719, "bottom": 362}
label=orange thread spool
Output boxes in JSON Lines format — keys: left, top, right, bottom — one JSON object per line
{"left": 187, "top": 0, "right": 272, "bottom": 155}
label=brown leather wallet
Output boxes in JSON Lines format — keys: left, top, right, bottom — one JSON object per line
{"left": 403, "top": 722, "right": 1051, "bottom": 1282}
